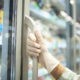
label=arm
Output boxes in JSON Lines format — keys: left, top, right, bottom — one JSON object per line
{"left": 39, "top": 51, "right": 80, "bottom": 80}
{"left": 27, "top": 31, "right": 80, "bottom": 80}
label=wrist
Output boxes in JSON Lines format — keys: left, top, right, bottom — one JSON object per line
{"left": 51, "top": 64, "right": 65, "bottom": 80}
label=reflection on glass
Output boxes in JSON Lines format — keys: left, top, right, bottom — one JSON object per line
{"left": 1, "top": 0, "right": 17, "bottom": 80}
{"left": 0, "top": 0, "right": 3, "bottom": 80}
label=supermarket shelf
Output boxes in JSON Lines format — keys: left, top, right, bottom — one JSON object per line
{"left": 50, "top": 0, "right": 65, "bottom": 11}
{"left": 30, "top": 6, "right": 66, "bottom": 29}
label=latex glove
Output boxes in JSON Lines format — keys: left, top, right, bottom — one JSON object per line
{"left": 27, "top": 31, "right": 59, "bottom": 73}
{"left": 27, "top": 33, "right": 41, "bottom": 57}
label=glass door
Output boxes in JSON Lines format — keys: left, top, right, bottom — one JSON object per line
{"left": 0, "top": 0, "right": 24, "bottom": 80}
{"left": 1, "top": 0, "right": 17, "bottom": 80}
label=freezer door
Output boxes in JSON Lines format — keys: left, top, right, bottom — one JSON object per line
{"left": 1, "top": 0, "right": 23, "bottom": 80}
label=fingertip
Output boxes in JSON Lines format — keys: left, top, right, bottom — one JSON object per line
{"left": 36, "top": 54, "right": 39, "bottom": 57}
{"left": 34, "top": 30, "right": 43, "bottom": 42}
{"left": 35, "top": 43, "right": 41, "bottom": 48}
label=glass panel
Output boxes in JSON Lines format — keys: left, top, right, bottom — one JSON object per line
{"left": 0, "top": 0, "right": 3, "bottom": 80}
{"left": 1, "top": 0, "right": 18, "bottom": 80}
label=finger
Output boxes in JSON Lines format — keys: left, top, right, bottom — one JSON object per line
{"left": 27, "top": 50, "right": 39, "bottom": 57}
{"left": 27, "top": 39, "right": 41, "bottom": 48}
{"left": 28, "top": 33, "right": 36, "bottom": 42}
{"left": 34, "top": 30, "right": 43, "bottom": 43}
{"left": 27, "top": 46, "right": 41, "bottom": 53}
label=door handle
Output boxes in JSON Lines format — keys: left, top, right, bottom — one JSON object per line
{"left": 25, "top": 15, "right": 38, "bottom": 80}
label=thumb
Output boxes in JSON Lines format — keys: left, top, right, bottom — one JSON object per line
{"left": 34, "top": 30, "right": 43, "bottom": 44}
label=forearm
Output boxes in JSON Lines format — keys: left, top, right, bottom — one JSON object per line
{"left": 39, "top": 52, "right": 59, "bottom": 73}
{"left": 40, "top": 52, "right": 80, "bottom": 80}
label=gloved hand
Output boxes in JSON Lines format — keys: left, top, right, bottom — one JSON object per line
{"left": 27, "top": 31, "right": 59, "bottom": 73}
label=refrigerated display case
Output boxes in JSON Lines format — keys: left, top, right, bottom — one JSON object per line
{"left": 0, "top": 0, "right": 80, "bottom": 80}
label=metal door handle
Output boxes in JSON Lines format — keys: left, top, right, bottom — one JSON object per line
{"left": 25, "top": 15, "right": 38, "bottom": 80}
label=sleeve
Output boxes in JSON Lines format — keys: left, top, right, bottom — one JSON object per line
{"left": 58, "top": 68, "right": 80, "bottom": 80}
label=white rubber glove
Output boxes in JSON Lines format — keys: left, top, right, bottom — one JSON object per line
{"left": 27, "top": 31, "right": 59, "bottom": 73}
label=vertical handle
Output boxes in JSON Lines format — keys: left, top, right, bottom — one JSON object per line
{"left": 25, "top": 16, "right": 38, "bottom": 80}
{"left": 73, "top": 0, "right": 77, "bottom": 72}
{"left": 22, "top": 23, "right": 29, "bottom": 80}
{"left": 32, "top": 57, "right": 38, "bottom": 80}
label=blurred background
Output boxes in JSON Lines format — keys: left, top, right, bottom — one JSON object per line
{"left": 0, "top": 0, "right": 80, "bottom": 80}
